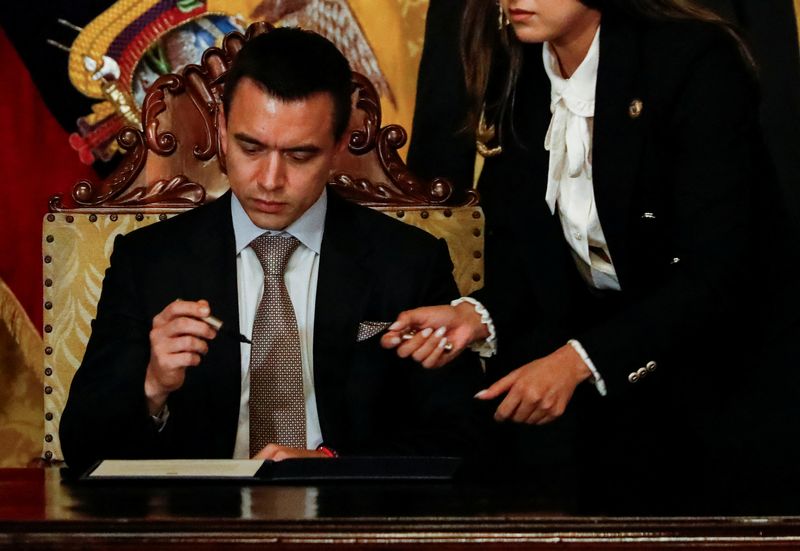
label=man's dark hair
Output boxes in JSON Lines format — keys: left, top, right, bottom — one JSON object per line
{"left": 222, "top": 27, "right": 353, "bottom": 140}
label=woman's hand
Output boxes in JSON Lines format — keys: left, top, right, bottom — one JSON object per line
{"left": 475, "top": 344, "right": 591, "bottom": 424}
{"left": 379, "top": 302, "right": 489, "bottom": 368}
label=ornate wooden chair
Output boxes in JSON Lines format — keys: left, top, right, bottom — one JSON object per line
{"left": 42, "top": 22, "right": 484, "bottom": 463}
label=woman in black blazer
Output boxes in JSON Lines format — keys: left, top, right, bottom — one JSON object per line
{"left": 385, "top": 0, "right": 769, "bottom": 505}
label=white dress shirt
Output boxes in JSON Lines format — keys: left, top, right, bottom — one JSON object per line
{"left": 231, "top": 190, "right": 326, "bottom": 458}
{"left": 543, "top": 27, "right": 620, "bottom": 292}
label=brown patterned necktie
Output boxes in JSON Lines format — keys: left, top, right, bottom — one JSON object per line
{"left": 248, "top": 234, "right": 306, "bottom": 456}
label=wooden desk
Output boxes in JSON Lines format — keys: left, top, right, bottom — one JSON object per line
{"left": 2, "top": 468, "right": 800, "bottom": 549}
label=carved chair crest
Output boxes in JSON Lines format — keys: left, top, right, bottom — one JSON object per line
{"left": 49, "top": 22, "right": 478, "bottom": 213}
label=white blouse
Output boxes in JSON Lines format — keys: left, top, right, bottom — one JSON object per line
{"left": 543, "top": 27, "right": 620, "bottom": 292}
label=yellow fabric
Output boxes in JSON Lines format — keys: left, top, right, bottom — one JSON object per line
{"left": 42, "top": 214, "right": 165, "bottom": 461}
{"left": 795, "top": 0, "right": 800, "bottom": 45}
{"left": 376, "top": 207, "right": 485, "bottom": 297}
{"left": 347, "top": 0, "right": 428, "bottom": 149}
{"left": 0, "top": 278, "right": 44, "bottom": 467}
{"left": 42, "top": 206, "right": 482, "bottom": 461}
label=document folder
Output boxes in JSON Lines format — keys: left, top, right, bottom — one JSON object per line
{"left": 76, "top": 456, "right": 462, "bottom": 483}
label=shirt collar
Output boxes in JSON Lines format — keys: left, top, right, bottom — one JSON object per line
{"left": 543, "top": 25, "right": 601, "bottom": 114}
{"left": 231, "top": 188, "right": 327, "bottom": 256}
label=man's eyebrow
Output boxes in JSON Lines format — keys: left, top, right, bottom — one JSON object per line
{"left": 283, "top": 144, "right": 322, "bottom": 154}
{"left": 232, "top": 133, "right": 321, "bottom": 154}
{"left": 233, "top": 132, "right": 264, "bottom": 146}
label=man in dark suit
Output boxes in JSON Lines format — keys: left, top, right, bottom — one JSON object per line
{"left": 60, "top": 28, "right": 484, "bottom": 472}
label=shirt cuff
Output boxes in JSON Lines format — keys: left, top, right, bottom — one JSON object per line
{"left": 568, "top": 339, "right": 607, "bottom": 396}
{"left": 150, "top": 403, "right": 170, "bottom": 432}
{"left": 450, "top": 297, "right": 497, "bottom": 358}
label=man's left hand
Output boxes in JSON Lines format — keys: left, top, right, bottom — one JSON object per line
{"left": 475, "top": 344, "right": 592, "bottom": 425}
{"left": 253, "top": 444, "right": 332, "bottom": 461}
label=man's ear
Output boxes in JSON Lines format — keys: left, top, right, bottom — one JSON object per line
{"left": 217, "top": 104, "right": 228, "bottom": 174}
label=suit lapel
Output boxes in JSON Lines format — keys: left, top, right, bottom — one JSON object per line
{"left": 183, "top": 191, "right": 241, "bottom": 453}
{"left": 312, "top": 191, "right": 374, "bottom": 443}
{"left": 508, "top": 44, "right": 587, "bottom": 304}
{"left": 592, "top": 11, "right": 646, "bottom": 287}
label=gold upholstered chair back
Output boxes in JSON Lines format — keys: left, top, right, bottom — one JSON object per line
{"left": 0, "top": 278, "right": 43, "bottom": 467}
{"left": 42, "top": 22, "right": 483, "bottom": 463}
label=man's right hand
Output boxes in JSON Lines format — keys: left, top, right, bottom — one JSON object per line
{"left": 144, "top": 299, "right": 218, "bottom": 414}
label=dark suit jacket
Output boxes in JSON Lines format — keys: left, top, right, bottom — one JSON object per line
{"left": 486, "top": 13, "right": 760, "bottom": 383}
{"left": 60, "top": 189, "right": 486, "bottom": 471}
{"left": 412, "top": 8, "right": 769, "bottom": 493}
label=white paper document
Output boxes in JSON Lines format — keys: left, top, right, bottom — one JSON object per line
{"left": 89, "top": 459, "right": 264, "bottom": 478}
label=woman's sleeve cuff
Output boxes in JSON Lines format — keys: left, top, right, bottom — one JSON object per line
{"left": 568, "top": 339, "right": 607, "bottom": 396}
{"left": 451, "top": 297, "right": 497, "bottom": 358}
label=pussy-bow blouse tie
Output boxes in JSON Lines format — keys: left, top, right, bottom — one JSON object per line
{"left": 541, "top": 29, "right": 600, "bottom": 216}
{"left": 543, "top": 86, "right": 594, "bottom": 215}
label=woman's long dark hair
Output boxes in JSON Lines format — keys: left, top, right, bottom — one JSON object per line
{"left": 461, "top": 0, "right": 754, "bottom": 143}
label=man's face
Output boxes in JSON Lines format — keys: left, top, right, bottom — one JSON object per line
{"left": 220, "top": 77, "right": 346, "bottom": 230}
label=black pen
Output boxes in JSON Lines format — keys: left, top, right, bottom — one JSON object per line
{"left": 399, "top": 329, "right": 453, "bottom": 352}
{"left": 201, "top": 315, "right": 252, "bottom": 345}
{"left": 117, "top": 311, "right": 251, "bottom": 345}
